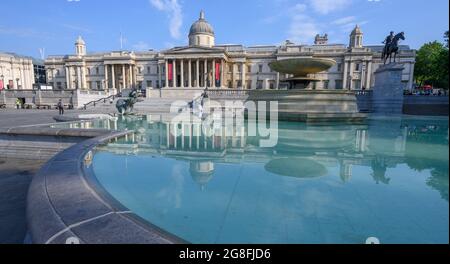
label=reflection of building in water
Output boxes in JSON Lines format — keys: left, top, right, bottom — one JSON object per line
{"left": 97, "top": 115, "right": 420, "bottom": 187}
{"left": 190, "top": 161, "right": 215, "bottom": 191}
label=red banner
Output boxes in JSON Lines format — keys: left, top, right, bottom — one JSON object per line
{"left": 168, "top": 63, "right": 173, "bottom": 81}
{"left": 0, "top": 80, "right": 3, "bottom": 90}
{"left": 215, "top": 61, "right": 220, "bottom": 81}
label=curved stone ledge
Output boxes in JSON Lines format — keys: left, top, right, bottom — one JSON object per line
{"left": 27, "top": 130, "right": 186, "bottom": 244}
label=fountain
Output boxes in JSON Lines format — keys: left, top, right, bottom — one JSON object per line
{"left": 269, "top": 58, "right": 336, "bottom": 89}
{"left": 247, "top": 57, "right": 367, "bottom": 122}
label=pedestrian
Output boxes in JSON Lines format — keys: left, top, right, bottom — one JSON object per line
{"left": 15, "top": 99, "right": 20, "bottom": 109}
{"left": 57, "top": 99, "right": 64, "bottom": 115}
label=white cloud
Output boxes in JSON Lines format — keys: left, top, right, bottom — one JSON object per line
{"left": 287, "top": 4, "right": 320, "bottom": 44}
{"left": 150, "top": 0, "right": 183, "bottom": 39}
{"left": 332, "top": 16, "right": 356, "bottom": 25}
{"left": 132, "top": 41, "right": 151, "bottom": 51}
{"left": 309, "top": 0, "right": 352, "bottom": 14}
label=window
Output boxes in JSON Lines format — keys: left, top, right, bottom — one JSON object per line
{"left": 96, "top": 81, "right": 101, "bottom": 90}
{"left": 87, "top": 68, "right": 91, "bottom": 75}
{"left": 227, "top": 80, "right": 232, "bottom": 88}
{"left": 258, "top": 64, "right": 263, "bottom": 73}
{"left": 57, "top": 82, "right": 62, "bottom": 90}
{"left": 228, "top": 65, "right": 233, "bottom": 73}
{"left": 156, "top": 66, "right": 159, "bottom": 74}
{"left": 323, "top": 80, "right": 329, "bottom": 89}
{"left": 56, "top": 70, "right": 60, "bottom": 76}
{"left": 335, "top": 80, "right": 343, "bottom": 89}
{"left": 337, "top": 63, "right": 342, "bottom": 72}
{"left": 247, "top": 65, "right": 251, "bottom": 73}
{"left": 257, "top": 80, "right": 263, "bottom": 89}
{"left": 156, "top": 80, "right": 160, "bottom": 88}
{"left": 237, "top": 80, "right": 242, "bottom": 87}
{"left": 96, "top": 67, "right": 99, "bottom": 75}
{"left": 353, "top": 80, "right": 361, "bottom": 90}
{"left": 138, "top": 81, "right": 143, "bottom": 89}
{"left": 269, "top": 80, "right": 275, "bottom": 89}
{"left": 147, "top": 67, "right": 151, "bottom": 74}
{"left": 147, "top": 80, "right": 153, "bottom": 88}
{"left": 246, "top": 80, "right": 252, "bottom": 89}
{"left": 138, "top": 67, "right": 142, "bottom": 74}
{"left": 237, "top": 65, "right": 242, "bottom": 73}
{"left": 355, "top": 63, "right": 361, "bottom": 71}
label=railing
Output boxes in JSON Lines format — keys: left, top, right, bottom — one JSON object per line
{"left": 206, "top": 89, "right": 250, "bottom": 99}
{"left": 83, "top": 94, "right": 117, "bottom": 110}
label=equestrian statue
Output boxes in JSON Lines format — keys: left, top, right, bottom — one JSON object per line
{"left": 381, "top": 31, "right": 406, "bottom": 64}
{"left": 116, "top": 89, "right": 139, "bottom": 115}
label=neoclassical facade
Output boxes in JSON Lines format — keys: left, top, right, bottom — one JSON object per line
{"left": 0, "top": 52, "right": 35, "bottom": 90}
{"left": 45, "top": 11, "right": 416, "bottom": 93}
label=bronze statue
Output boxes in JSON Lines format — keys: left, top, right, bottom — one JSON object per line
{"left": 381, "top": 31, "right": 406, "bottom": 64}
{"left": 116, "top": 89, "right": 139, "bottom": 115}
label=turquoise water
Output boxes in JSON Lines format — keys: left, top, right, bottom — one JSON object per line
{"left": 91, "top": 115, "right": 449, "bottom": 244}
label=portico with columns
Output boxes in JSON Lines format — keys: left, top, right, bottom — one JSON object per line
{"left": 163, "top": 49, "right": 227, "bottom": 89}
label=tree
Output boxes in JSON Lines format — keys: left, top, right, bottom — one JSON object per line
{"left": 414, "top": 33, "right": 449, "bottom": 89}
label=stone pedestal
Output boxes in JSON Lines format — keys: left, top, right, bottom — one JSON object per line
{"left": 372, "top": 63, "right": 405, "bottom": 115}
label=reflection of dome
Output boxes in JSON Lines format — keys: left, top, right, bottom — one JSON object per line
{"left": 264, "top": 158, "right": 327, "bottom": 178}
{"left": 190, "top": 161, "right": 214, "bottom": 189}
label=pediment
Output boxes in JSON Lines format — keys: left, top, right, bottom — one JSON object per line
{"left": 164, "top": 46, "right": 225, "bottom": 54}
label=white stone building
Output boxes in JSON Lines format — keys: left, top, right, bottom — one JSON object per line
{"left": 0, "top": 52, "right": 35, "bottom": 90}
{"left": 45, "top": 11, "right": 416, "bottom": 95}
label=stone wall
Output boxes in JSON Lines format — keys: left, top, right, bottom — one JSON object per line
{"left": 403, "top": 96, "right": 449, "bottom": 116}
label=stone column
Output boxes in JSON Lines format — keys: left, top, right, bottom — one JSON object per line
{"left": 81, "top": 66, "right": 87, "bottom": 89}
{"left": 76, "top": 66, "right": 81, "bottom": 89}
{"left": 231, "top": 63, "right": 235, "bottom": 88}
{"left": 348, "top": 62, "right": 354, "bottom": 90}
{"left": 105, "top": 65, "right": 109, "bottom": 90}
{"left": 65, "top": 66, "right": 70, "bottom": 89}
{"left": 188, "top": 59, "right": 192, "bottom": 88}
{"left": 212, "top": 59, "right": 216, "bottom": 88}
{"left": 158, "top": 63, "right": 161, "bottom": 88}
{"left": 129, "top": 64, "right": 133, "bottom": 88}
{"left": 111, "top": 65, "right": 116, "bottom": 90}
{"left": 220, "top": 60, "right": 224, "bottom": 88}
{"left": 204, "top": 59, "right": 207, "bottom": 87}
{"left": 165, "top": 61, "right": 169, "bottom": 88}
{"left": 365, "top": 61, "right": 372, "bottom": 89}
{"left": 196, "top": 59, "right": 200, "bottom": 87}
{"left": 276, "top": 72, "right": 280, "bottom": 90}
{"left": 180, "top": 59, "right": 184, "bottom": 88}
{"left": 342, "top": 61, "right": 348, "bottom": 90}
{"left": 241, "top": 62, "right": 246, "bottom": 89}
{"left": 173, "top": 59, "right": 177, "bottom": 88}
{"left": 121, "top": 65, "right": 125, "bottom": 90}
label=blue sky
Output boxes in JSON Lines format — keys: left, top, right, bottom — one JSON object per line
{"left": 0, "top": 0, "right": 448, "bottom": 59}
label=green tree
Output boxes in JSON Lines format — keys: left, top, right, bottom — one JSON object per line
{"left": 414, "top": 32, "right": 449, "bottom": 89}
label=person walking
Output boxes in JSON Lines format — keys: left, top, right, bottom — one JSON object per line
{"left": 15, "top": 98, "right": 21, "bottom": 109}
{"left": 57, "top": 99, "right": 64, "bottom": 115}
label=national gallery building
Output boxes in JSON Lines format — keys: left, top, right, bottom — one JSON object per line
{"left": 45, "top": 11, "right": 416, "bottom": 93}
